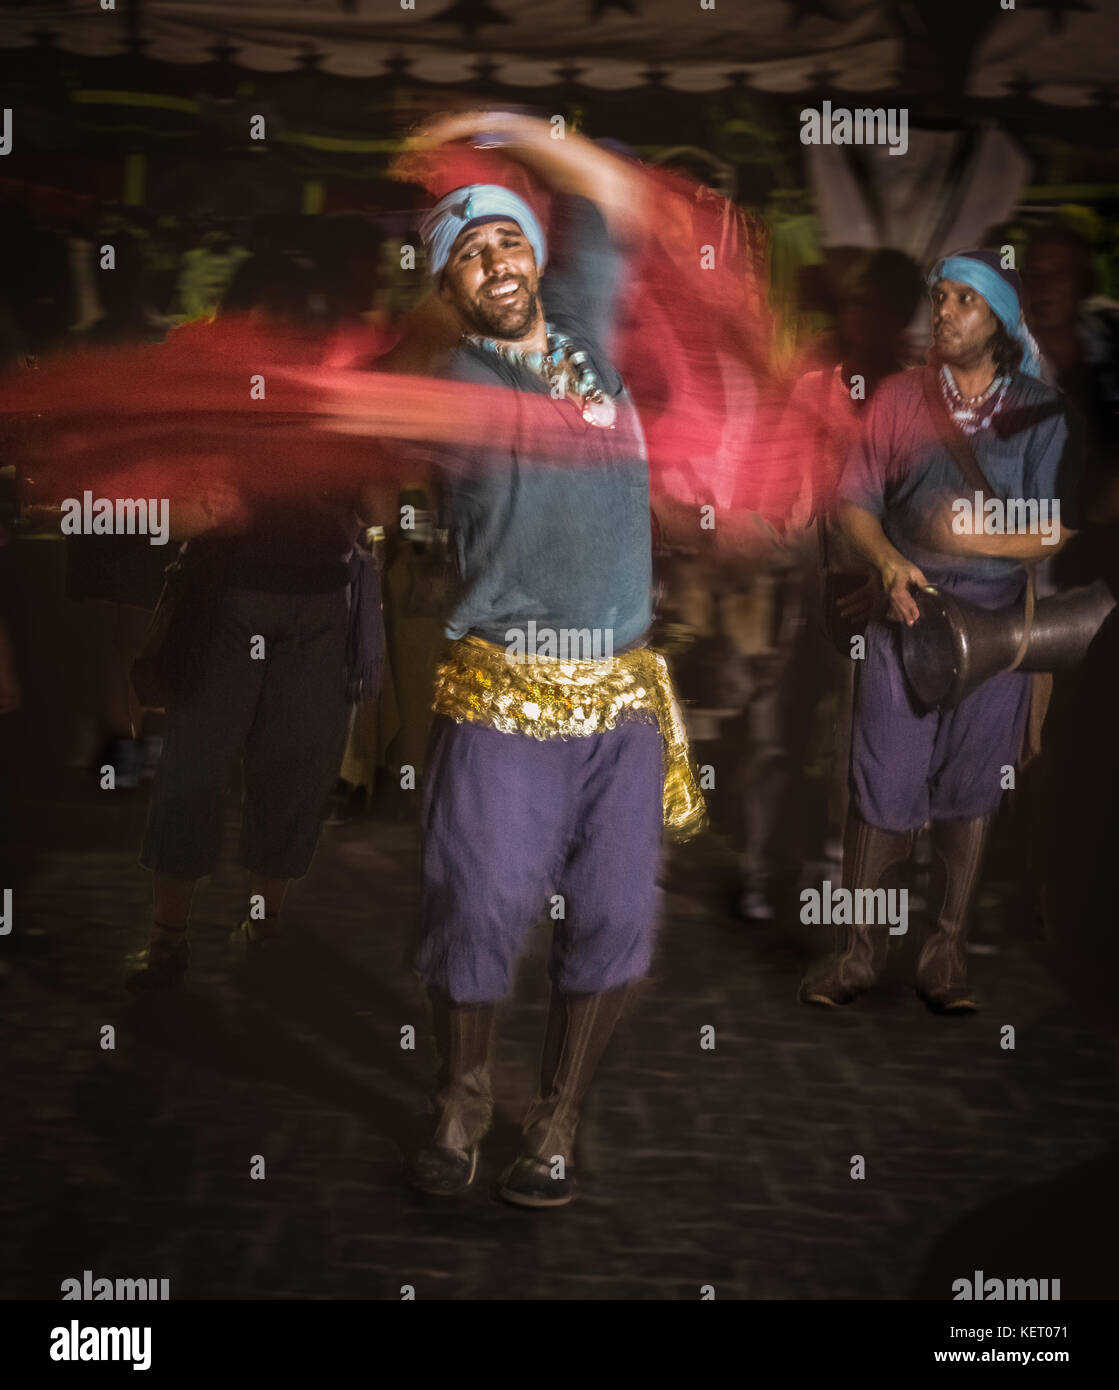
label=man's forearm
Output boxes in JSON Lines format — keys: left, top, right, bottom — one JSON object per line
{"left": 422, "top": 111, "right": 645, "bottom": 237}
{"left": 838, "top": 503, "right": 906, "bottom": 573}
{"left": 497, "top": 116, "right": 639, "bottom": 224}
{"left": 966, "top": 529, "right": 1075, "bottom": 560}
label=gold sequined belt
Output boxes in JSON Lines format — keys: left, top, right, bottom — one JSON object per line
{"left": 431, "top": 634, "right": 707, "bottom": 841}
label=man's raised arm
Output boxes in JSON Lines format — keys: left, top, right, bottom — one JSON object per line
{"left": 403, "top": 109, "right": 647, "bottom": 239}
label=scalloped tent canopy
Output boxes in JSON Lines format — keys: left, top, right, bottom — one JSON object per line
{"left": 2, "top": 0, "right": 1114, "bottom": 104}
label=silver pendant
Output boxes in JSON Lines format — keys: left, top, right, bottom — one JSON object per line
{"left": 581, "top": 392, "right": 616, "bottom": 429}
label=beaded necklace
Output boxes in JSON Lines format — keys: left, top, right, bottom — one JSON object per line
{"left": 939, "top": 364, "right": 1011, "bottom": 436}
{"left": 464, "top": 321, "right": 617, "bottom": 428}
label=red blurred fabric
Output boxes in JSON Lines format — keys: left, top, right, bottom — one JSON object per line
{"left": 3, "top": 143, "right": 818, "bottom": 538}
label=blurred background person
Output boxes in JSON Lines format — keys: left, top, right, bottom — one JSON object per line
{"left": 1024, "top": 220, "right": 1119, "bottom": 592}
{"left": 125, "top": 246, "right": 383, "bottom": 990}
{"left": 998, "top": 219, "right": 1119, "bottom": 932}
{"left": 64, "top": 229, "right": 171, "bottom": 787}
{"left": 730, "top": 247, "right": 925, "bottom": 922}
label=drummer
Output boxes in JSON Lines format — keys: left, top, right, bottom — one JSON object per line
{"left": 798, "top": 249, "right": 1079, "bottom": 1013}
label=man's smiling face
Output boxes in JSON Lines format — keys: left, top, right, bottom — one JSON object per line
{"left": 439, "top": 219, "right": 542, "bottom": 342}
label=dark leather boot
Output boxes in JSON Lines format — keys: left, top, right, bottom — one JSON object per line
{"left": 405, "top": 989, "right": 495, "bottom": 1197}
{"left": 916, "top": 816, "right": 991, "bottom": 1014}
{"left": 798, "top": 814, "right": 915, "bottom": 1007}
{"left": 497, "top": 983, "right": 630, "bottom": 1209}
{"left": 124, "top": 923, "right": 190, "bottom": 992}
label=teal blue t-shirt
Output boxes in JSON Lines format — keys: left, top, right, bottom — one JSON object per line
{"left": 436, "top": 196, "right": 653, "bottom": 651}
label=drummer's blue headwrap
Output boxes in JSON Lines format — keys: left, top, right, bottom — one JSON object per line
{"left": 927, "top": 249, "right": 1041, "bottom": 378}
{"left": 419, "top": 185, "right": 547, "bottom": 282}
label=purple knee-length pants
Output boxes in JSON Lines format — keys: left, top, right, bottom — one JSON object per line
{"left": 413, "top": 714, "right": 664, "bottom": 1004}
{"left": 850, "top": 570, "right": 1032, "bottom": 833}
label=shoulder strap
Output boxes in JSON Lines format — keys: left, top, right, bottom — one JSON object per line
{"left": 920, "top": 365, "right": 999, "bottom": 498}
{"left": 922, "top": 366, "right": 1038, "bottom": 664}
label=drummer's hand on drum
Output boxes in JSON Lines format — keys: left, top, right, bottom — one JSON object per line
{"left": 879, "top": 557, "right": 927, "bottom": 626}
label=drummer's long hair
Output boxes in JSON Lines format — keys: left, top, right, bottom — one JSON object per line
{"left": 987, "top": 318, "right": 1022, "bottom": 377}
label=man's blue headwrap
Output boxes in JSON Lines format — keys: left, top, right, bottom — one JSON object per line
{"left": 418, "top": 184, "right": 547, "bottom": 281}
{"left": 927, "top": 249, "right": 1041, "bottom": 378}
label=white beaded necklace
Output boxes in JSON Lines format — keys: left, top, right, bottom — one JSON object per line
{"left": 939, "top": 364, "right": 1011, "bottom": 436}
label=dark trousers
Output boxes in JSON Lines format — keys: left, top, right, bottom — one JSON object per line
{"left": 141, "top": 586, "right": 351, "bottom": 880}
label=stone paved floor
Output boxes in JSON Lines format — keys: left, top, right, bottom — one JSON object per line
{"left": 2, "top": 775, "right": 1118, "bottom": 1301}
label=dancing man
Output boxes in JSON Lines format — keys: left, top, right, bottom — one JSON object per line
{"left": 402, "top": 110, "right": 703, "bottom": 1207}
{"left": 799, "top": 250, "right": 1077, "bottom": 1013}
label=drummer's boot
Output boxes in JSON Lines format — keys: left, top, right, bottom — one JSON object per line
{"left": 916, "top": 816, "right": 991, "bottom": 1014}
{"left": 798, "top": 813, "right": 915, "bottom": 1007}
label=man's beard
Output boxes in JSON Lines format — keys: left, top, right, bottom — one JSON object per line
{"left": 460, "top": 280, "right": 541, "bottom": 341}
{"left": 932, "top": 320, "right": 1001, "bottom": 371}
{"left": 932, "top": 333, "right": 983, "bottom": 369}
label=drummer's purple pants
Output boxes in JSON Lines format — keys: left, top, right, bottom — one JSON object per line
{"left": 850, "top": 571, "right": 1032, "bottom": 833}
{"left": 414, "top": 715, "right": 664, "bottom": 1004}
